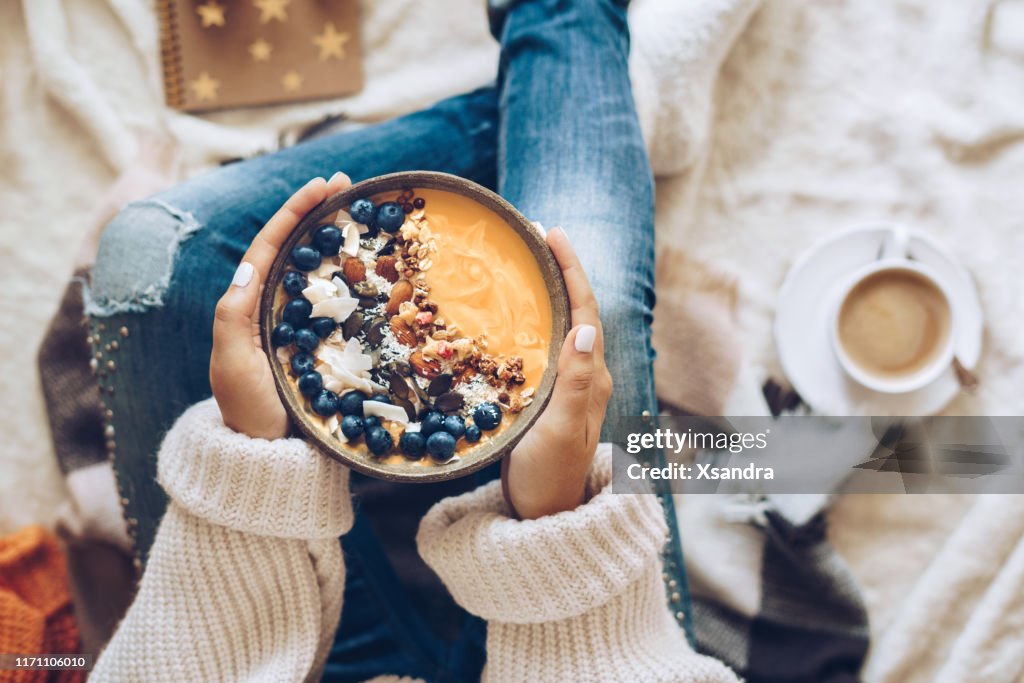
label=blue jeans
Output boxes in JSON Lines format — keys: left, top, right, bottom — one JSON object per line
{"left": 87, "top": 0, "right": 691, "bottom": 679}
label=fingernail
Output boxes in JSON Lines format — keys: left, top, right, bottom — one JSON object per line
{"left": 531, "top": 221, "right": 547, "bottom": 238}
{"left": 306, "top": 176, "right": 325, "bottom": 187}
{"left": 574, "top": 324, "right": 596, "bottom": 353}
{"left": 329, "top": 171, "right": 345, "bottom": 184}
{"left": 232, "top": 262, "right": 254, "bottom": 288}
{"left": 551, "top": 226, "right": 570, "bottom": 244}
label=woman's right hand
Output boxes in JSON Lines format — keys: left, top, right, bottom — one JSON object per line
{"left": 501, "top": 228, "right": 613, "bottom": 520}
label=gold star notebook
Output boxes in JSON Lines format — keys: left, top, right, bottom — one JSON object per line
{"left": 159, "top": 0, "right": 364, "bottom": 112}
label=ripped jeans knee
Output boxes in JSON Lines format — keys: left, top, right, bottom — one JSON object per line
{"left": 86, "top": 199, "right": 203, "bottom": 317}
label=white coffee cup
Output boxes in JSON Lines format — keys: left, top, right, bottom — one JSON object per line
{"left": 830, "top": 225, "right": 956, "bottom": 394}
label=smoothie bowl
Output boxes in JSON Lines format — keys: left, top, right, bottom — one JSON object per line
{"left": 260, "top": 171, "right": 569, "bottom": 482}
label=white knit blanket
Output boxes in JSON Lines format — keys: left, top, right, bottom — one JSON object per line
{"left": 2, "top": 0, "right": 1024, "bottom": 680}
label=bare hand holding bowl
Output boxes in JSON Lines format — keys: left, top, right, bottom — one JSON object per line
{"left": 258, "top": 172, "right": 570, "bottom": 483}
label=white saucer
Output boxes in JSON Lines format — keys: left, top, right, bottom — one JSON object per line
{"left": 774, "top": 225, "right": 983, "bottom": 416}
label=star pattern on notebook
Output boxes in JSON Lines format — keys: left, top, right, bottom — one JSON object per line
{"left": 249, "top": 38, "right": 273, "bottom": 61}
{"left": 254, "top": 0, "right": 291, "bottom": 24}
{"left": 312, "top": 22, "right": 350, "bottom": 61}
{"left": 281, "top": 70, "right": 303, "bottom": 92}
{"left": 190, "top": 71, "right": 220, "bottom": 101}
{"left": 165, "top": 0, "right": 363, "bottom": 110}
{"left": 196, "top": 0, "right": 226, "bottom": 28}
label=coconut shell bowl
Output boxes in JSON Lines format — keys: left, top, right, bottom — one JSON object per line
{"left": 260, "top": 171, "right": 570, "bottom": 482}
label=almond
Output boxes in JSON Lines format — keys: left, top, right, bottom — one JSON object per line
{"left": 390, "top": 317, "right": 417, "bottom": 346}
{"left": 385, "top": 280, "right": 414, "bottom": 317}
{"left": 375, "top": 255, "right": 400, "bottom": 283}
{"left": 343, "top": 257, "right": 366, "bottom": 283}
{"left": 409, "top": 351, "right": 441, "bottom": 379}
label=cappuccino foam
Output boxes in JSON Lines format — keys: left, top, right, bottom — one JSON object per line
{"left": 838, "top": 269, "right": 951, "bottom": 379}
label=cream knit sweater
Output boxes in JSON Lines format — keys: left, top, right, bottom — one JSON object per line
{"left": 91, "top": 400, "right": 737, "bottom": 682}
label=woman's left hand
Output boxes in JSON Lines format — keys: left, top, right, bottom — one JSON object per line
{"left": 501, "top": 227, "right": 613, "bottom": 520}
{"left": 210, "top": 173, "right": 352, "bottom": 440}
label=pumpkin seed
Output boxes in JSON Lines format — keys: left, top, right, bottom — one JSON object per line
{"left": 407, "top": 376, "right": 431, "bottom": 404}
{"left": 427, "top": 373, "right": 453, "bottom": 396}
{"left": 393, "top": 394, "right": 417, "bottom": 421}
{"left": 388, "top": 374, "right": 410, "bottom": 399}
{"left": 353, "top": 281, "right": 378, "bottom": 298}
{"left": 366, "top": 317, "right": 387, "bottom": 347}
{"left": 434, "top": 391, "right": 464, "bottom": 412}
{"left": 342, "top": 312, "right": 364, "bottom": 340}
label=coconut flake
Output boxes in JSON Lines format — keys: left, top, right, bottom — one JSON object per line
{"left": 404, "top": 422, "right": 422, "bottom": 433}
{"left": 336, "top": 209, "right": 371, "bottom": 237}
{"left": 318, "top": 338, "right": 372, "bottom": 375}
{"left": 331, "top": 276, "right": 350, "bottom": 298}
{"left": 341, "top": 222, "right": 361, "bottom": 257}
{"left": 311, "top": 296, "right": 359, "bottom": 323}
{"left": 313, "top": 259, "right": 341, "bottom": 280}
{"left": 323, "top": 364, "right": 383, "bottom": 395}
{"left": 326, "top": 414, "right": 343, "bottom": 441}
{"left": 363, "top": 400, "right": 410, "bottom": 425}
{"left": 302, "top": 279, "right": 337, "bottom": 305}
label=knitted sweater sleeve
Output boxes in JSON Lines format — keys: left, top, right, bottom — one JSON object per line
{"left": 91, "top": 399, "right": 353, "bottom": 683}
{"left": 417, "top": 445, "right": 740, "bottom": 683}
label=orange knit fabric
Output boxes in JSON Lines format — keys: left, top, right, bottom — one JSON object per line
{"left": 0, "top": 526, "right": 84, "bottom": 683}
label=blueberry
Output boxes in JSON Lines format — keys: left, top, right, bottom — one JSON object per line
{"left": 376, "top": 202, "right": 405, "bottom": 233}
{"left": 473, "top": 402, "right": 502, "bottom": 431}
{"left": 309, "top": 317, "right": 336, "bottom": 339}
{"left": 421, "top": 411, "right": 445, "bottom": 436}
{"left": 365, "top": 427, "right": 393, "bottom": 456}
{"left": 399, "top": 431, "right": 427, "bottom": 459}
{"left": 291, "top": 352, "right": 315, "bottom": 376}
{"left": 349, "top": 198, "right": 376, "bottom": 225}
{"left": 282, "top": 271, "right": 308, "bottom": 297}
{"left": 312, "top": 225, "right": 343, "bottom": 256}
{"left": 426, "top": 431, "right": 457, "bottom": 462}
{"left": 369, "top": 394, "right": 392, "bottom": 404}
{"left": 464, "top": 424, "right": 482, "bottom": 443}
{"left": 283, "top": 298, "right": 313, "bottom": 327}
{"left": 363, "top": 416, "right": 381, "bottom": 429}
{"left": 338, "top": 390, "right": 367, "bottom": 416}
{"left": 271, "top": 322, "right": 295, "bottom": 347}
{"left": 413, "top": 197, "right": 425, "bottom": 210}
{"left": 298, "top": 371, "right": 324, "bottom": 397}
{"left": 294, "top": 328, "right": 320, "bottom": 352}
{"left": 311, "top": 390, "right": 339, "bottom": 417}
{"left": 341, "top": 415, "right": 365, "bottom": 440}
{"left": 443, "top": 415, "right": 466, "bottom": 438}
{"left": 290, "top": 245, "right": 321, "bottom": 271}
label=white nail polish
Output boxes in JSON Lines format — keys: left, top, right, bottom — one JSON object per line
{"left": 232, "top": 262, "right": 254, "bottom": 288}
{"left": 574, "top": 324, "right": 596, "bottom": 353}
{"left": 531, "top": 221, "right": 547, "bottom": 238}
